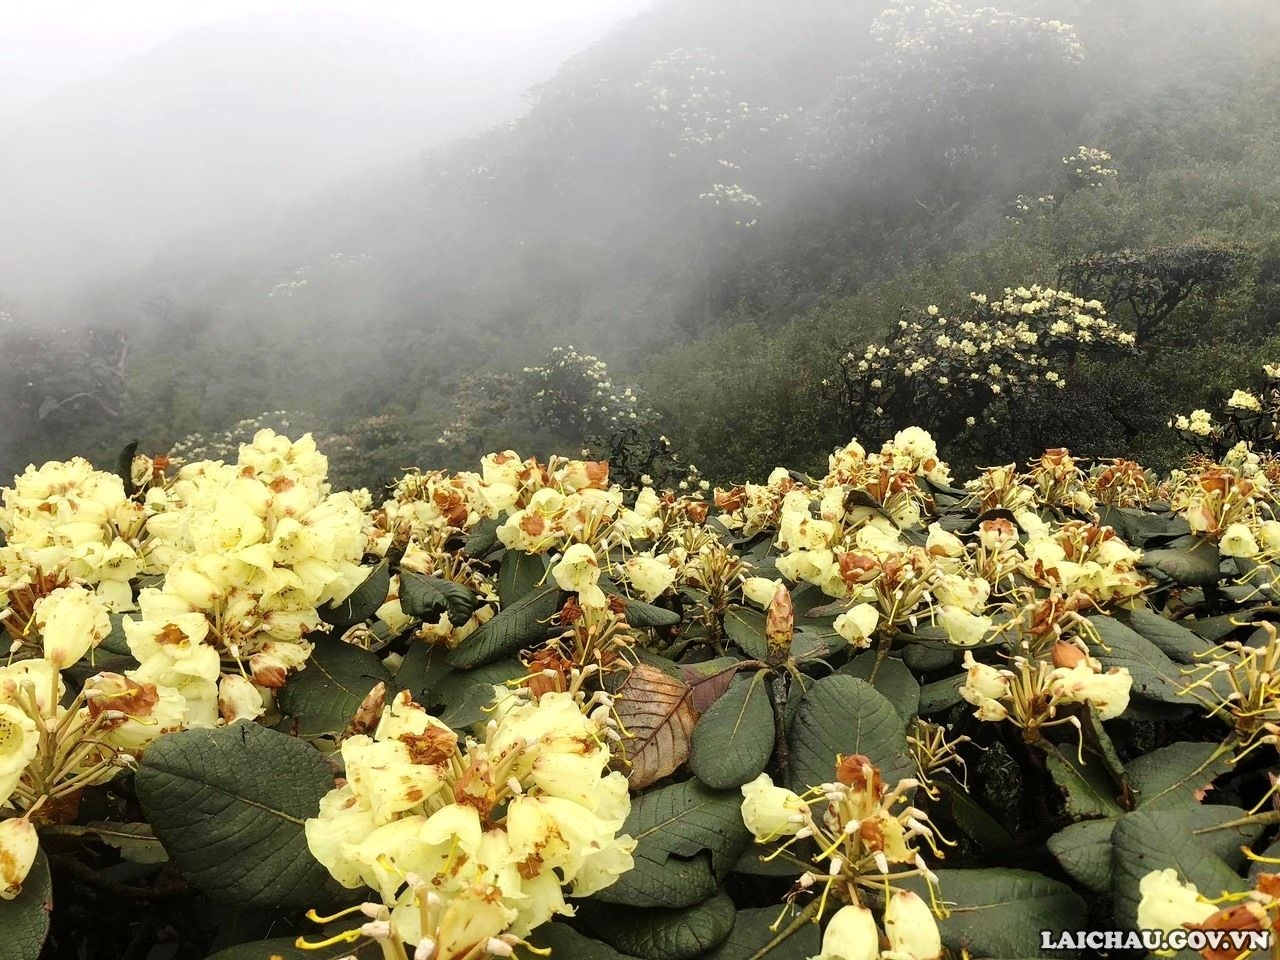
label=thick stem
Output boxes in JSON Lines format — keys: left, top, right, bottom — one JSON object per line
{"left": 768, "top": 671, "right": 790, "bottom": 785}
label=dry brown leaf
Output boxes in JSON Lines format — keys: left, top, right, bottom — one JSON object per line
{"left": 613, "top": 663, "right": 699, "bottom": 789}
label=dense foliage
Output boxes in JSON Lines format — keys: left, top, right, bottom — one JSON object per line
{"left": 2, "top": 419, "right": 1280, "bottom": 958}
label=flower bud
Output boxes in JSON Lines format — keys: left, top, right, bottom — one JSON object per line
{"left": 33, "top": 585, "right": 111, "bottom": 669}
{"left": 819, "top": 903, "right": 880, "bottom": 960}
{"left": 740, "top": 774, "right": 808, "bottom": 839}
{"left": 0, "top": 818, "right": 38, "bottom": 900}
{"left": 884, "top": 889, "right": 942, "bottom": 960}
{"left": 765, "top": 584, "right": 794, "bottom": 666}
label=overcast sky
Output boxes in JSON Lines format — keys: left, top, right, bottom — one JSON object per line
{"left": 0, "top": 0, "right": 650, "bottom": 117}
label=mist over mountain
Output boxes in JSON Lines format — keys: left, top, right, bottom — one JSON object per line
{"left": 0, "top": 8, "right": 639, "bottom": 306}
{"left": 5, "top": 0, "right": 1280, "bottom": 491}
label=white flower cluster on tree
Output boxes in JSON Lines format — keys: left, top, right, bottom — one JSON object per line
{"left": 832, "top": 285, "right": 1136, "bottom": 443}
{"left": 1062, "top": 145, "right": 1118, "bottom": 186}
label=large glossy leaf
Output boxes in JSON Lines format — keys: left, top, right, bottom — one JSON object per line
{"left": 614, "top": 663, "right": 699, "bottom": 789}
{"left": 935, "top": 774, "right": 1017, "bottom": 855}
{"left": 446, "top": 583, "right": 558, "bottom": 668}
{"left": 787, "top": 674, "right": 912, "bottom": 793}
{"left": 524, "top": 923, "right": 641, "bottom": 958}
{"left": 277, "top": 639, "right": 392, "bottom": 738}
{"left": 919, "top": 674, "right": 965, "bottom": 714}
{"left": 462, "top": 518, "right": 502, "bottom": 559}
{"left": 592, "top": 780, "right": 750, "bottom": 909}
{"left": 689, "top": 671, "right": 774, "bottom": 789}
{"left": 1118, "top": 608, "right": 1213, "bottom": 663}
{"left": 498, "top": 549, "right": 546, "bottom": 606}
{"left": 1139, "top": 539, "right": 1221, "bottom": 587}
{"left": 433, "top": 659, "right": 526, "bottom": 729}
{"left": 1039, "top": 740, "right": 1125, "bottom": 820}
{"left": 583, "top": 891, "right": 736, "bottom": 960}
{"left": 0, "top": 850, "right": 50, "bottom": 960}
{"left": 724, "top": 606, "right": 768, "bottom": 660}
{"left": 136, "top": 723, "right": 334, "bottom": 908}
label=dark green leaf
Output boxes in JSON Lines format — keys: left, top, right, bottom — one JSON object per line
{"left": 936, "top": 775, "right": 1017, "bottom": 854}
{"left": 1047, "top": 819, "right": 1114, "bottom": 893}
{"left": 689, "top": 672, "right": 775, "bottom": 789}
{"left": 135, "top": 724, "right": 334, "bottom": 908}
{"left": 838, "top": 653, "right": 920, "bottom": 721}
{"left": 1127, "top": 742, "right": 1232, "bottom": 810}
{"left": 1112, "top": 808, "right": 1247, "bottom": 929}
{"left": 583, "top": 891, "right": 736, "bottom": 960}
{"left": 391, "top": 642, "right": 455, "bottom": 703}
{"left": 399, "top": 571, "right": 477, "bottom": 627}
{"left": 592, "top": 780, "right": 750, "bottom": 909}
{"left": 462, "top": 518, "right": 502, "bottom": 559}
{"left": 1039, "top": 740, "right": 1125, "bottom": 820}
{"left": 278, "top": 640, "right": 391, "bottom": 738}
{"left": 524, "top": 922, "right": 641, "bottom": 959}
{"left": 433, "top": 660, "right": 526, "bottom": 729}
{"left": 787, "top": 675, "right": 912, "bottom": 793}
{"left": 1140, "top": 539, "right": 1221, "bottom": 587}
{"left": 1180, "top": 804, "right": 1266, "bottom": 869}
{"left": 1118, "top": 608, "right": 1213, "bottom": 664}
{"left": 498, "top": 550, "right": 547, "bottom": 606}
{"left": 703, "top": 905, "right": 820, "bottom": 960}
{"left": 724, "top": 606, "right": 767, "bottom": 660}
{"left": 0, "top": 850, "right": 50, "bottom": 960}
{"left": 919, "top": 674, "right": 965, "bottom": 714}
{"left": 909, "top": 868, "right": 1087, "bottom": 958}
{"left": 446, "top": 584, "right": 559, "bottom": 668}
{"left": 902, "top": 642, "right": 958, "bottom": 673}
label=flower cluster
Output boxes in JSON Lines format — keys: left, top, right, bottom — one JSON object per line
{"left": 640, "top": 47, "right": 791, "bottom": 152}
{"left": 740, "top": 755, "right": 943, "bottom": 959}
{"left": 125, "top": 430, "right": 369, "bottom": 721}
{"left": 801, "top": 0, "right": 1085, "bottom": 170}
{"left": 302, "top": 688, "right": 634, "bottom": 959}
{"left": 871, "top": 1, "right": 1084, "bottom": 64}
{"left": 1062, "top": 145, "right": 1118, "bottom": 187}
{"left": 1178, "top": 622, "right": 1280, "bottom": 766}
{"left": 712, "top": 432, "right": 1148, "bottom": 653}
{"left": 1, "top": 457, "right": 153, "bottom": 614}
{"left": 1167, "top": 458, "right": 1271, "bottom": 541}
{"left": 697, "top": 182, "right": 762, "bottom": 227}
{"left": 1171, "top": 363, "right": 1280, "bottom": 461}
{"left": 959, "top": 644, "right": 1132, "bottom": 735}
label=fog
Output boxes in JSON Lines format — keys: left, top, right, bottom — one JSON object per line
{"left": 4, "top": 0, "right": 1280, "bottom": 489}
